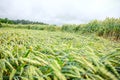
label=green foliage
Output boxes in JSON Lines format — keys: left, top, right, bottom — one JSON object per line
{"left": 61, "top": 18, "right": 120, "bottom": 40}
{"left": 0, "top": 18, "right": 47, "bottom": 25}
{"left": 97, "top": 18, "right": 120, "bottom": 40}
{"left": 0, "top": 28, "right": 120, "bottom": 80}
{"left": 0, "top": 22, "right": 2, "bottom": 28}
{"left": 0, "top": 18, "right": 13, "bottom": 24}
{"left": 61, "top": 24, "right": 76, "bottom": 32}
{"left": 82, "top": 20, "right": 101, "bottom": 33}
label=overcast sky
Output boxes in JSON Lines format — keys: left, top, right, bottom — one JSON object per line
{"left": 0, "top": 0, "right": 120, "bottom": 25}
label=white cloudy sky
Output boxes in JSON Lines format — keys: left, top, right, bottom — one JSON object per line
{"left": 0, "top": 0, "right": 120, "bottom": 24}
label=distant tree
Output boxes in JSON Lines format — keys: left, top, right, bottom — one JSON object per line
{"left": 0, "top": 22, "right": 2, "bottom": 28}
{"left": 5, "top": 18, "right": 8, "bottom": 23}
{"left": 0, "top": 18, "right": 13, "bottom": 24}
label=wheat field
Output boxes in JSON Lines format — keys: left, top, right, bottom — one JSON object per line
{"left": 0, "top": 28, "right": 120, "bottom": 80}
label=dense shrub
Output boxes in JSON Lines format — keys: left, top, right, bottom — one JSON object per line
{"left": 61, "top": 17, "right": 120, "bottom": 40}
{"left": 61, "top": 24, "right": 78, "bottom": 32}
{"left": 97, "top": 18, "right": 120, "bottom": 40}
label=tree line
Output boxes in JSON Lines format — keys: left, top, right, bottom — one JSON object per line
{"left": 0, "top": 18, "right": 47, "bottom": 25}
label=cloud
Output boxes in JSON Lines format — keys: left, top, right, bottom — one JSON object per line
{"left": 0, "top": 0, "right": 120, "bottom": 24}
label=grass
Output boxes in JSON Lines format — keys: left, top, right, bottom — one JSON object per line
{"left": 1, "top": 23, "right": 60, "bottom": 31}
{"left": 0, "top": 28, "right": 120, "bottom": 80}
